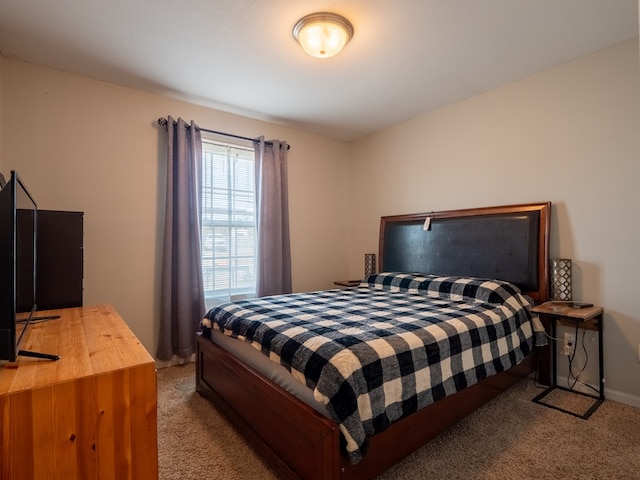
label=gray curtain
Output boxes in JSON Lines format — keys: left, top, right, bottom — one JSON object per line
{"left": 157, "top": 116, "right": 205, "bottom": 360}
{"left": 254, "top": 137, "right": 292, "bottom": 297}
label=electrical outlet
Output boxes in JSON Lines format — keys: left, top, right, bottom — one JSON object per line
{"left": 561, "top": 332, "right": 576, "bottom": 356}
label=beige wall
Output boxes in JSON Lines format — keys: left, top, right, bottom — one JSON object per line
{"left": 0, "top": 58, "right": 350, "bottom": 357}
{"left": 2, "top": 38, "right": 639, "bottom": 405}
{"left": 349, "top": 39, "right": 640, "bottom": 403}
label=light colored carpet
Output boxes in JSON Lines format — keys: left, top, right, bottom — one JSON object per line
{"left": 158, "top": 364, "right": 640, "bottom": 479}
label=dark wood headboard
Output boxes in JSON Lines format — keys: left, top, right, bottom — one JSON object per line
{"left": 379, "top": 203, "right": 551, "bottom": 302}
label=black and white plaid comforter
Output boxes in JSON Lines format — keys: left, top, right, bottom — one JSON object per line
{"left": 202, "top": 272, "right": 534, "bottom": 464}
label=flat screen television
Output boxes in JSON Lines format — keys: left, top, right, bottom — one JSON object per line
{"left": 0, "top": 170, "right": 59, "bottom": 362}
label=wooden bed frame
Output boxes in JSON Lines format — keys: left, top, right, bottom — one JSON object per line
{"left": 196, "top": 202, "right": 551, "bottom": 480}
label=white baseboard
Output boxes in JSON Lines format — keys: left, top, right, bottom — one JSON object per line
{"left": 156, "top": 353, "right": 195, "bottom": 369}
{"left": 529, "top": 369, "right": 640, "bottom": 409}
{"left": 604, "top": 388, "right": 640, "bottom": 408}
{"left": 157, "top": 355, "right": 640, "bottom": 408}
{"left": 551, "top": 376, "right": 640, "bottom": 409}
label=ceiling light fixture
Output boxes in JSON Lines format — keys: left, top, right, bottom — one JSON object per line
{"left": 292, "top": 12, "right": 354, "bottom": 59}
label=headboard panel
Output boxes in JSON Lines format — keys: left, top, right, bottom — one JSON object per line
{"left": 379, "top": 203, "right": 550, "bottom": 302}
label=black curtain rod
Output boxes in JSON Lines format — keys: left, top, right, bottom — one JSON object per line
{"left": 157, "top": 118, "right": 290, "bottom": 150}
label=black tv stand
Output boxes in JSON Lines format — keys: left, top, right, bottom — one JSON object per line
{"left": 13, "top": 314, "right": 61, "bottom": 360}
{"left": 17, "top": 349, "right": 60, "bottom": 361}
{"left": 32, "top": 314, "right": 61, "bottom": 322}
{"left": 16, "top": 314, "right": 61, "bottom": 324}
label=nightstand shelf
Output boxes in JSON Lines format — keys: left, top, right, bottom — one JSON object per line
{"left": 333, "top": 279, "right": 362, "bottom": 287}
{"left": 531, "top": 301, "right": 604, "bottom": 419}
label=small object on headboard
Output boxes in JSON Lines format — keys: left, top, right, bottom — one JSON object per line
{"left": 422, "top": 216, "right": 431, "bottom": 231}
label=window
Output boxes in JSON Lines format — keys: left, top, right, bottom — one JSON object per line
{"left": 201, "top": 139, "right": 256, "bottom": 309}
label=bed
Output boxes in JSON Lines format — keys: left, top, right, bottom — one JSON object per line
{"left": 196, "top": 202, "right": 551, "bottom": 480}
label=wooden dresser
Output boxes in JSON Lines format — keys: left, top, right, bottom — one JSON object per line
{"left": 0, "top": 305, "right": 158, "bottom": 480}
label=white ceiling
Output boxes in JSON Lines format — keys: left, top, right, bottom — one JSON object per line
{"left": 0, "top": 0, "right": 638, "bottom": 141}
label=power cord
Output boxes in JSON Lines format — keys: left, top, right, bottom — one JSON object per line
{"left": 532, "top": 349, "right": 544, "bottom": 388}
{"left": 566, "top": 324, "right": 599, "bottom": 395}
{"left": 530, "top": 317, "right": 598, "bottom": 395}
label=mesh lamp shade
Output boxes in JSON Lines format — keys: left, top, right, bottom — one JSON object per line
{"left": 364, "top": 253, "right": 376, "bottom": 279}
{"left": 550, "top": 258, "right": 572, "bottom": 301}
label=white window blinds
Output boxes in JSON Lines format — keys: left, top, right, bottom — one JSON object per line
{"left": 201, "top": 140, "right": 256, "bottom": 308}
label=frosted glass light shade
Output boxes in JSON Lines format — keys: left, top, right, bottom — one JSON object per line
{"left": 293, "top": 13, "right": 354, "bottom": 59}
